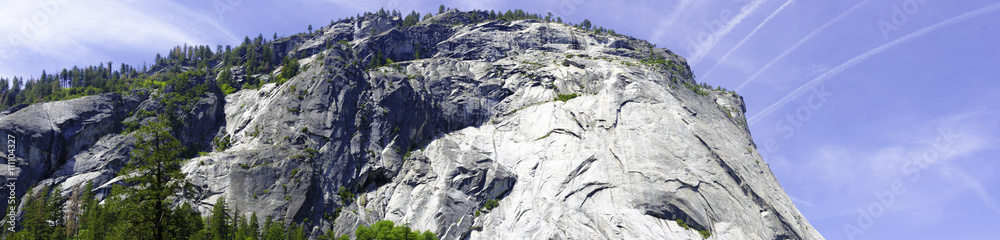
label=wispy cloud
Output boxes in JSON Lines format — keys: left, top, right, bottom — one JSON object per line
{"left": 789, "top": 109, "right": 997, "bottom": 218}
{"left": 688, "top": 0, "right": 768, "bottom": 66}
{"left": 0, "top": 0, "right": 237, "bottom": 78}
{"left": 790, "top": 195, "right": 816, "bottom": 208}
{"left": 734, "top": 0, "right": 873, "bottom": 92}
{"left": 747, "top": 2, "right": 1000, "bottom": 125}
{"left": 660, "top": 0, "right": 695, "bottom": 28}
{"left": 953, "top": 167, "right": 1000, "bottom": 215}
{"left": 650, "top": 0, "right": 696, "bottom": 46}
{"left": 698, "top": 0, "right": 796, "bottom": 82}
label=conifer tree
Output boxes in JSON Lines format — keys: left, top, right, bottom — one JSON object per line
{"left": 116, "top": 119, "right": 186, "bottom": 240}
{"left": 288, "top": 221, "right": 306, "bottom": 240}
{"left": 209, "top": 197, "right": 231, "bottom": 240}
{"left": 45, "top": 187, "right": 67, "bottom": 240}
{"left": 13, "top": 186, "right": 65, "bottom": 240}
{"left": 263, "top": 217, "right": 285, "bottom": 240}
{"left": 173, "top": 202, "right": 205, "bottom": 240}
{"left": 234, "top": 211, "right": 251, "bottom": 240}
{"left": 18, "top": 188, "right": 50, "bottom": 239}
{"left": 249, "top": 212, "right": 261, "bottom": 239}
{"left": 77, "top": 181, "right": 110, "bottom": 240}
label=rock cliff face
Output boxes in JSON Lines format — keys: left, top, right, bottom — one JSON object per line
{"left": 0, "top": 10, "right": 824, "bottom": 239}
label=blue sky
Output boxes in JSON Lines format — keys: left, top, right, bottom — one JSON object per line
{"left": 2, "top": 0, "right": 999, "bottom": 239}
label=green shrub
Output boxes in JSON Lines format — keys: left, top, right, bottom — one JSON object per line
{"left": 676, "top": 219, "right": 690, "bottom": 230}
{"left": 214, "top": 135, "right": 231, "bottom": 151}
{"left": 554, "top": 93, "right": 578, "bottom": 102}
{"left": 305, "top": 148, "right": 319, "bottom": 157}
{"left": 698, "top": 229, "right": 711, "bottom": 239}
{"left": 674, "top": 219, "right": 711, "bottom": 238}
{"left": 355, "top": 220, "right": 438, "bottom": 240}
{"left": 482, "top": 199, "right": 500, "bottom": 211}
{"left": 123, "top": 121, "right": 140, "bottom": 133}
{"left": 683, "top": 83, "right": 710, "bottom": 97}
{"left": 281, "top": 56, "right": 300, "bottom": 80}
{"left": 220, "top": 83, "right": 237, "bottom": 95}
{"left": 338, "top": 186, "right": 354, "bottom": 205}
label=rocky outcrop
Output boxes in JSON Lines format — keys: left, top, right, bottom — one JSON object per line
{"left": 0, "top": 93, "right": 139, "bottom": 208}
{"left": 0, "top": 83, "right": 226, "bottom": 210}
{"left": 1, "top": 10, "right": 823, "bottom": 240}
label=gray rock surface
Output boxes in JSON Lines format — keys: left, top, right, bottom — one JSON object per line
{"left": 1, "top": 10, "right": 823, "bottom": 240}
{"left": 0, "top": 93, "right": 138, "bottom": 208}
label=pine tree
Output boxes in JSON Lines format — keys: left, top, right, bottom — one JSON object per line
{"left": 234, "top": 211, "right": 250, "bottom": 240}
{"left": 263, "top": 217, "right": 285, "bottom": 240}
{"left": 209, "top": 197, "right": 231, "bottom": 240}
{"left": 249, "top": 212, "right": 261, "bottom": 239}
{"left": 45, "top": 186, "right": 67, "bottom": 240}
{"left": 18, "top": 188, "right": 49, "bottom": 239}
{"left": 288, "top": 221, "right": 306, "bottom": 240}
{"left": 15, "top": 186, "right": 66, "bottom": 240}
{"left": 172, "top": 202, "right": 204, "bottom": 240}
{"left": 116, "top": 119, "right": 186, "bottom": 240}
{"left": 77, "top": 181, "right": 107, "bottom": 240}
{"left": 403, "top": 10, "right": 420, "bottom": 27}
{"left": 280, "top": 56, "right": 300, "bottom": 80}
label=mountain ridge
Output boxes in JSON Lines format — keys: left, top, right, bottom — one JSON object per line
{"left": 0, "top": 9, "right": 823, "bottom": 240}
